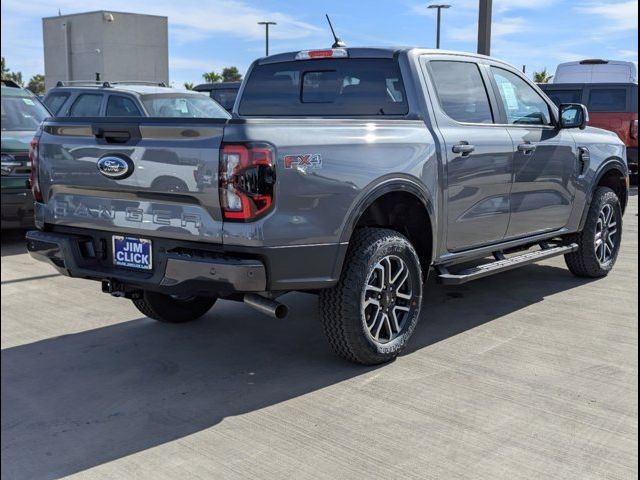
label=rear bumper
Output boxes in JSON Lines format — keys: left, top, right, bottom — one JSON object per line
{"left": 25, "top": 227, "right": 346, "bottom": 295}
{"left": 26, "top": 230, "right": 267, "bottom": 296}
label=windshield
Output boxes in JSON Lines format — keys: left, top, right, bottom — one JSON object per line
{"left": 140, "top": 93, "right": 230, "bottom": 118}
{"left": 1, "top": 90, "right": 50, "bottom": 131}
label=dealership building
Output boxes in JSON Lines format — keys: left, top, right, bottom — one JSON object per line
{"left": 42, "top": 10, "right": 169, "bottom": 91}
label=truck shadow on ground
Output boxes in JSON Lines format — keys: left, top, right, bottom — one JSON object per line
{"left": 1, "top": 264, "right": 593, "bottom": 480}
{"left": 1, "top": 229, "right": 28, "bottom": 257}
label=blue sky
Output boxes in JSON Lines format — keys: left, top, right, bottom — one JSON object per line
{"left": 1, "top": 0, "right": 637, "bottom": 87}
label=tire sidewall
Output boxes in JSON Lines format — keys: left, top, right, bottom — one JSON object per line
{"left": 355, "top": 234, "right": 423, "bottom": 359}
{"left": 585, "top": 189, "right": 623, "bottom": 274}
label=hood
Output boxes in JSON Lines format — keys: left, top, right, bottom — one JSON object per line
{"left": 1, "top": 130, "right": 35, "bottom": 153}
{"left": 582, "top": 125, "right": 624, "bottom": 141}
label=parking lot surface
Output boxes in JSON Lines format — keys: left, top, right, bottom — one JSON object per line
{"left": 2, "top": 191, "right": 637, "bottom": 480}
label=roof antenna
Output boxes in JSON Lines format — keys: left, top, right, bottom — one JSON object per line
{"left": 325, "top": 14, "right": 346, "bottom": 48}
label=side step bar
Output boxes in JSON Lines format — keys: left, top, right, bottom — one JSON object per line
{"left": 437, "top": 243, "right": 578, "bottom": 285}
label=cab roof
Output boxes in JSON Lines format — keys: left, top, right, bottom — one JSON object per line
{"left": 49, "top": 84, "right": 202, "bottom": 96}
{"left": 257, "top": 47, "right": 508, "bottom": 66}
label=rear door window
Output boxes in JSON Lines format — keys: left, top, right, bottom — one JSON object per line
{"left": 587, "top": 88, "right": 627, "bottom": 112}
{"left": 43, "top": 92, "right": 70, "bottom": 115}
{"left": 106, "top": 95, "right": 142, "bottom": 116}
{"left": 428, "top": 61, "right": 494, "bottom": 124}
{"left": 239, "top": 58, "right": 408, "bottom": 116}
{"left": 69, "top": 94, "right": 103, "bottom": 117}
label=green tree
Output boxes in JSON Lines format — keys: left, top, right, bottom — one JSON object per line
{"left": 183, "top": 82, "right": 194, "bottom": 90}
{"left": 1, "top": 57, "right": 9, "bottom": 77}
{"left": 221, "top": 66, "right": 242, "bottom": 82}
{"left": 27, "top": 74, "right": 46, "bottom": 95}
{"left": 1, "top": 57, "right": 24, "bottom": 86}
{"left": 533, "top": 68, "right": 553, "bottom": 83}
{"left": 202, "top": 71, "right": 222, "bottom": 83}
{"left": 7, "top": 71, "right": 23, "bottom": 86}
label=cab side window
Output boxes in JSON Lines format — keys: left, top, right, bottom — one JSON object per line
{"left": 69, "top": 94, "right": 103, "bottom": 117}
{"left": 490, "top": 67, "right": 552, "bottom": 125}
{"left": 587, "top": 88, "right": 627, "bottom": 112}
{"left": 106, "top": 96, "right": 142, "bottom": 116}
{"left": 429, "top": 61, "right": 494, "bottom": 124}
{"left": 43, "top": 92, "right": 70, "bottom": 115}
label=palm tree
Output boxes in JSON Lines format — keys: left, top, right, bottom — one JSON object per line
{"left": 202, "top": 71, "right": 222, "bottom": 83}
{"left": 533, "top": 68, "right": 553, "bottom": 83}
{"left": 183, "top": 82, "right": 194, "bottom": 90}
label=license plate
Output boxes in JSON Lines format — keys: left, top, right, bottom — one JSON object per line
{"left": 112, "top": 236, "right": 152, "bottom": 270}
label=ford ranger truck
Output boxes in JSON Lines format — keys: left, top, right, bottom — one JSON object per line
{"left": 26, "top": 48, "right": 629, "bottom": 365}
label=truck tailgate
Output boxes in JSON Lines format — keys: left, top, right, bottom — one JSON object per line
{"left": 36, "top": 119, "right": 226, "bottom": 243}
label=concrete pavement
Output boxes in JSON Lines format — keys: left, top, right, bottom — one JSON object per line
{"left": 2, "top": 191, "right": 637, "bottom": 480}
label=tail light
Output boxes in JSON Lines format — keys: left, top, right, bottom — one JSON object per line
{"left": 631, "top": 119, "right": 638, "bottom": 139}
{"left": 220, "top": 143, "right": 275, "bottom": 221}
{"left": 28, "top": 136, "right": 43, "bottom": 202}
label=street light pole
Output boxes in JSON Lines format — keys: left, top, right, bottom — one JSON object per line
{"left": 257, "top": 21, "right": 277, "bottom": 56}
{"left": 428, "top": 4, "right": 451, "bottom": 49}
{"left": 477, "top": 0, "right": 493, "bottom": 55}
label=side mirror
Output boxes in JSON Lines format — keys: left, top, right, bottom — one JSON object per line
{"left": 559, "top": 103, "right": 589, "bottom": 129}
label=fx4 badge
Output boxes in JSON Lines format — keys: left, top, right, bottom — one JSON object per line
{"left": 283, "top": 153, "right": 322, "bottom": 171}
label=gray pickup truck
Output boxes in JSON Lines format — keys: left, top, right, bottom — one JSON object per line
{"left": 26, "top": 48, "right": 629, "bottom": 365}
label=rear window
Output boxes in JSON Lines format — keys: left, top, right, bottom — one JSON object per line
{"left": 239, "top": 59, "right": 408, "bottom": 116}
{"left": 587, "top": 88, "right": 627, "bottom": 112}
{"left": 212, "top": 89, "right": 238, "bottom": 110}
{"left": 1, "top": 92, "right": 49, "bottom": 131}
{"left": 542, "top": 88, "right": 582, "bottom": 107}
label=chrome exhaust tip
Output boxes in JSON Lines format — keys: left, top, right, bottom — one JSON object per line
{"left": 243, "top": 294, "right": 288, "bottom": 319}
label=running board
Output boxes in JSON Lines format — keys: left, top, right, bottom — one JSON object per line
{"left": 437, "top": 243, "right": 578, "bottom": 285}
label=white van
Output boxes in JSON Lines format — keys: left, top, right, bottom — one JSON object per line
{"left": 553, "top": 60, "right": 638, "bottom": 84}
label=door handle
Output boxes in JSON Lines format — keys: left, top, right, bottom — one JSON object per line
{"left": 517, "top": 143, "right": 537, "bottom": 154}
{"left": 452, "top": 142, "right": 475, "bottom": 155}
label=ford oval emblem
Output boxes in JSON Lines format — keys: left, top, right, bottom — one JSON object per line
{"left": 97, "top": 155, "right": 134, "bottom": 180}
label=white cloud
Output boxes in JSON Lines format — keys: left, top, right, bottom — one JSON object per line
{"left": 576, "top": 1, "right": 639, "bottom": 31}
{"left": 448, "top": 17, "right": 528, "bottom": 42}
{"left": 618, "top": 49, "right": 638, "bottom": 60}
{"left": 170, "top": 57, "right": 223, "bottom": 72}
{"left": 410, "top": 0, "right": 558, "bottom": 16}
{"left": 2, "top": 0, "right": 323, "bottom": 42}
{"left": 1, "top": 0, "right": 323, "bottom": 84}
{"left": 493, "top": 0, "right": 558, "bottom": 13}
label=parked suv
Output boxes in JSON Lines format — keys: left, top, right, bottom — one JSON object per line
{"left": 193, "top": 82, "right": 241, "bottom": 112}
{"left": 539, "top": 82, "right": 638, "bottom": 179}
{"left": 1, "top": 79, "right": 50, "bottom": 229}
{"left": 27, "top": 48, "right": 629, "bottom": 365}
{"left": 43, "top": 82, "right": 230, "bottom": 119}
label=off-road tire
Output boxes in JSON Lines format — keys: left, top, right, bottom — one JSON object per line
{"left": 565, "top": 187, "right": 623, "bottom": 278}
{"left": 319, "top": 228, "right": 423, "bottom": 365}
{"left": 132, "top": 291, "right": 216, "bottom": 323}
